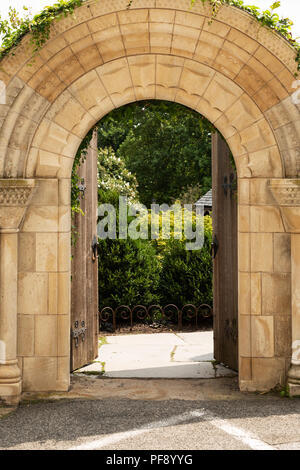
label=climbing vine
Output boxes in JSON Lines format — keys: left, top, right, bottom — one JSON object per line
{"left": 201, "top": 1, "right": 300, "bottom": 74}
{"left": 0, "top": 0, "right": 84, "bottom": 59}
{"left": 0, "top": 0, "right": 299, "bottom": 71}
{"left": 71, "top": 126, "right": 96, "bottom": 215}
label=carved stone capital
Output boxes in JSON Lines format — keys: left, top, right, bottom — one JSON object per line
{"left": 269, "top": 179, "right": 300, "bottom": 233}
{"left": 0, "top": 179, "right": 36, "bottom": 231}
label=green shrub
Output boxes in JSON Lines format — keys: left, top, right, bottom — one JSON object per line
{"left": 98, "top": 237, "right": 161, "bottom": 310}
{"left": 158, "top": 216, "right": 213, "bottom": 307}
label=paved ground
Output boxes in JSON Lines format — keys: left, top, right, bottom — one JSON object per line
{"left": 0, "top": 332, "right": 298, "bottom": 451}
{"left": 78, "top": 331, "right": 237, "bottom": 379}
{"left": 0, "top": 376, "right": 300, "bottom": 450}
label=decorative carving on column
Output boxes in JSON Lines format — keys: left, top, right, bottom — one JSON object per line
{"left": 269, "top": 179, "right": 300, "bottom": 233}
{"left": 0, "top": 179, "right": 36, "bottom": 232}
{"left": 269, "top": 179, "right": 300, "bottom": 396}
{"left": 0, "top": 179, "right": 36, "bottom": 405}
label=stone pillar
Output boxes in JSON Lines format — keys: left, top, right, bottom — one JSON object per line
{"left": 0, "top": 179, "right": 36, "bottom": 405}
{"left": 269, "top": 179, "right": 300, "bottom": 397}
{"left": 238, "top": 176, "right": 291, "bottom": 392}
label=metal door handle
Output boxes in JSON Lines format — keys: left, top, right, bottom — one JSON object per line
{"left": 92, "top": 236, "right": 99, "bottom": 262}
{"left": 211, "top": 235, "right": 219, "bottom": 259}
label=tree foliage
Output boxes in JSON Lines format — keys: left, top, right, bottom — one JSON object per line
{"left": 98, "top": 147, "right": 138, "bottom": 202}
{"left": 98, "top": 101, "right": 214, "bottom": 207}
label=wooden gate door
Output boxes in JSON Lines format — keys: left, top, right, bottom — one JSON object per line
{"left": 212, "top": 132, "right": 238, "bottom": 371}
{"left": 71, "top": 131, "right": 99, "bottom": 371}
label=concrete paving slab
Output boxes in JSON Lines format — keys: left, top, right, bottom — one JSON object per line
{"left": 177, "top": 331, "right": 213, "bottom": 345}
{"left": 174, "top": 345, "right": 214, "bottom": 362}
{"left": 99, "top": 343, "right": 173, "bottom": 356}
{"left": 102, "top": 361, "right": 216, "bottom": 379}
{"left": 99, "top": 344, "right": 173, "bottom": 363}
{"left": 78, "top": 331, "right": 236, "bottom": 379}
{"left": 80, "top": 345, "right": 174, "bottom": 374}
{"left": 105, "top": 333, "right": 185, "bottom": 345}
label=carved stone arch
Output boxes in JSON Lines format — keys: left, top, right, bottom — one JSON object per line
{"left": 0, "top": 0, "right": 299, "bottom": 403}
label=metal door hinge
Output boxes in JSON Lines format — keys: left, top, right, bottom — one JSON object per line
{"left": 71, "top": 321, "right": 87, "bottom": 348}
{"left": 222, "top": 174, "right": 236, "bottom": 197}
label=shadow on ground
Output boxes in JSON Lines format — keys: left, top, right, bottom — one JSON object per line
{"left": 0, "top": 376, "right": 299, "bottom": 450}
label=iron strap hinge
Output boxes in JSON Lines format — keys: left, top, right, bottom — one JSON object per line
{"left": 71, "top": 321, "right": 87, "bottom": 348}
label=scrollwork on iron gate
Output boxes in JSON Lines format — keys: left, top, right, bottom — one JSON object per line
{"left": 99, "top": 303, "right": 213, "bottom": 332}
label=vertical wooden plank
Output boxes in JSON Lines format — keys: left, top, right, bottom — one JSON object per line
{"left": 85, "top": 131, "right": 99, "bottom": 364}
{"left": 71, "top": 131, "right": 99, "bottom": 371}
{"left": 212, "top": 133, "right": 220, "bottom": 364}
{"left": 212, "top": 133, "right": 238, "bottom": 371}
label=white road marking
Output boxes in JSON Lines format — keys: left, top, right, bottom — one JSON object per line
{"left": 69, "top": 408, "right": 275, "bottom": 451}
{"left": 200, "top": 413, "right": 275, "bottom": 450}
{"left": 69, "top": 410, "right": 205, "bottom": 450}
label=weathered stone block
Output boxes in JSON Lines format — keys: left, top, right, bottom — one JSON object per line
{"left": 57, "top": 315, "right": 70, "bottom": 356}
{"left": 238, "top": 179, "right": 249, "bottom": 205}
{"left": 239, "top": 357, "right": 252, "bottom": 381}
{"left": 251, "top": 273, "right": 262, "bottom": 315}
{"left": 121, "top": 23, "right": 150, "bottom": 55}
{"left": 251, "top": 357, "right": 286, "bottom": 391}
{"left": 239, "top": 315, "right": 251, "bottom": 357}
{"left": 18, "top": 233, "right": 36, "bottom": 272}
{"left": 22, "top": 357, "right": 58, "bottom": 391}
{"left": 58, "top": 232, "right": 71, "bottom": 273}
{"left": 17, "top": 315, "right": 34, "bottom": 356}
{"left": 57, "top": 357, "right": 71, "bottom": 391}
{"left": 172, "top": 24, "right": 200, "bottom": 58}
{"left": 18, "top": 273, "right": 48, "bottom": 315}
{"left": 58, "top": 179, "right": 71, "bottom": 206}
{"left": 48, "top": 273, "right": 58, "bottom": 315}
{"left": 93, "top": 26, "right": 125, "bottom": 62}
{"left": 250, "top": 233, "right": 273, "bottom": 272}
{"left": 251, "top": 316, "right": 274, "bottom": 357}
{"left": 238, "top": 205, "right": 250, "bottom": 232}
{"left": 274, "top": 234, "right": 291, "bottom": 273}
{"left": 22, "top": 206, "right": 58, "bottom": 232}
{"left": 238, "top": 232, "right": 250, "bottom": 272}
{"left": 275, "top": 316, "right": 292, "bottom": 358}
{"left": 250, "top": 206, "right": 284, "bottom": 233}
{"left": 58, "top": 273, "right": 70, "bottom": 315}
{"left": 59, "top": 205, "right": 71, "bottom": 233}
{"left": 36, "top": 151, "right": 60, "bottom": 178}
{"left": 31, "top": 179, "right": 58, "bottom": 206}
{"left": 35, "top": 315, "right": 57, "bottom": 356}
{"left": 262, "top": 273, "right": 291, "bottom": 315}
{"left": 36, "top": 233, "right": 58, "bottom": 272}
{"left": 238, "top": 272, "right": 250, "bottom": 315}
{"left": 149, "top": 22, "right": 173, "bottom": 53}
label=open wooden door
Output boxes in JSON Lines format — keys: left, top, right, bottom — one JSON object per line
{"left": 71, "top": 131, "right": 99, "bottom": 371}
{"left": 212, "top": 133, "right": 238, "bottom": 371}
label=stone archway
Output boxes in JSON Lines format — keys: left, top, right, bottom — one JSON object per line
{"left": 0, "top": 0, "right": 300, "bottom": 404}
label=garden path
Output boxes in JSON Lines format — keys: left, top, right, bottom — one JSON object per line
{"left": 77, "top": 331, "right": 237, "bottom": 379}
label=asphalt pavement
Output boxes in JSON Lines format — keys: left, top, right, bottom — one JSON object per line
{"left": 0, "top": 376, "right": 299, "bottom": 451}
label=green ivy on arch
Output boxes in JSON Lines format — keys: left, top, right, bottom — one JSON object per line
{"left": 0, "top": 0, "right": 299, "bottom": 72}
